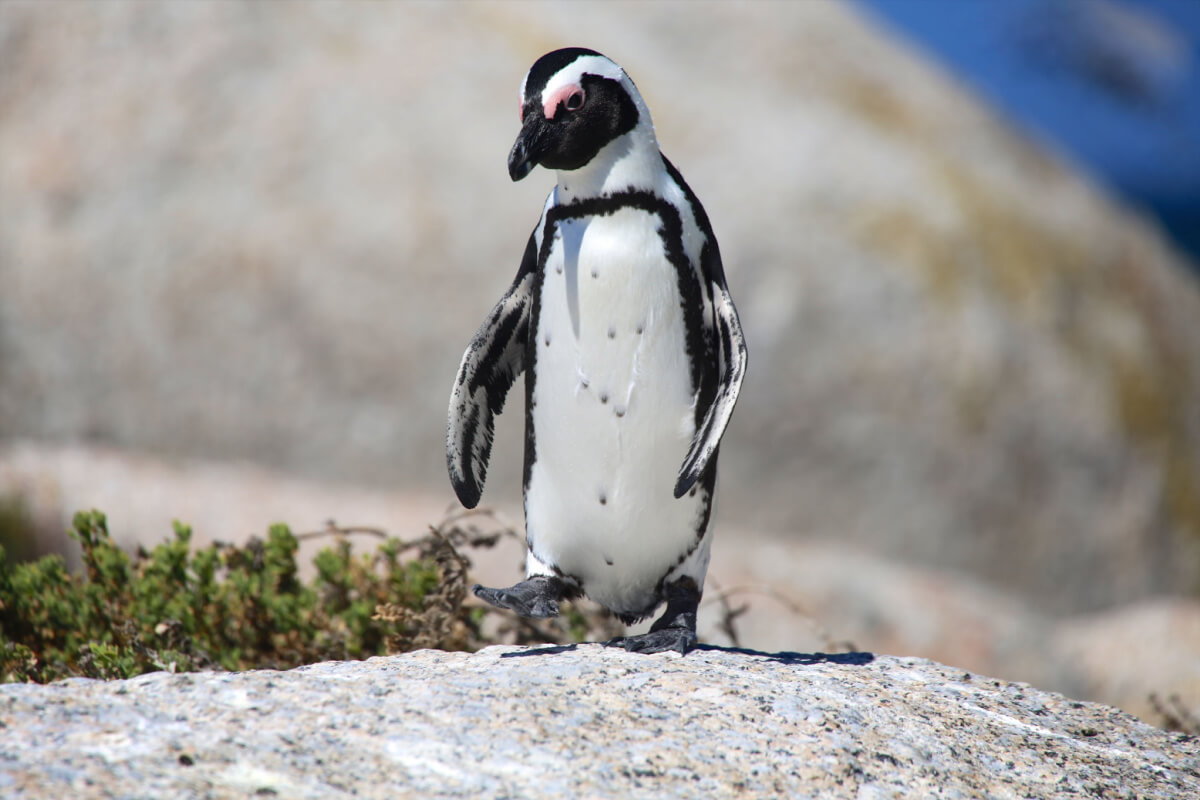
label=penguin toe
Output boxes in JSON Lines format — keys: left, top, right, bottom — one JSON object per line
{"left": 605, "top": 628, "right": 698, "bottom": 655}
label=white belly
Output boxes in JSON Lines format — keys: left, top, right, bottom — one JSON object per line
{"left": 523, "top": 208, "right": 709, "bottom": 615}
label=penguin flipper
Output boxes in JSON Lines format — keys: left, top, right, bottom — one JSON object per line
{"left": 446, "top": 235, "right": 538, "bottom": 508}
{"left": 673, "top": 282, "right": 748, "bottom": 498}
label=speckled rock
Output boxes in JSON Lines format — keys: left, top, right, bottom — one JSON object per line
{"left": 2, "top": 646, "right": 1196, "bottom": 799}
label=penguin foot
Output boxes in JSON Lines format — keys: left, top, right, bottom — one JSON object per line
{"left": 472, "top": 576, "right": 569, "bottom": 619}
{"left": 605, "top": 576, "right": 701, "bottom": 655}
{"left": 606, "top": 627, "right": 698, "bottom": 655}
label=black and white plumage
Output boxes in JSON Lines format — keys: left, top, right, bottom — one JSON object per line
{"left": 446, "top": 48, "right": 747, "bottom": 654}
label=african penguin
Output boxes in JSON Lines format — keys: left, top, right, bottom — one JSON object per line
{"left": 446, "top": 48, "right": 747, "bottom": 654}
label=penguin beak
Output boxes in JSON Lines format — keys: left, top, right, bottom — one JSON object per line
{"left": 508, "top": 112, "right": 553, "bottom": 182}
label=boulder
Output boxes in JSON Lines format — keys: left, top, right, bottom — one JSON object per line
{"left": 1, "top": 646, "right": 1196, "bottom": 798}
{"left": 1052, "top": 599, "right": 1200, "bottom": 725}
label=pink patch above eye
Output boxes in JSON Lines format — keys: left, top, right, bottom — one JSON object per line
{"left": 542, "top": 83, "right": 582, "bottom": 120}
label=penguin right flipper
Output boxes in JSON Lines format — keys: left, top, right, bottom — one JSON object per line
{"left": 673, "top": 282, "right": 748, "bottom": 498}
{"left": 446, "top": 234, "right": 538, "bottom": 508}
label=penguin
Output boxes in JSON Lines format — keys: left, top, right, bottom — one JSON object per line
{"left": 446, "top": 48, "right": 747, "bottom": 654}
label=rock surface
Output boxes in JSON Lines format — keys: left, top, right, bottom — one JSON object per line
{"left": 2, "top": 646, "right": 1196, "bottom": 799}
{"left": 2, "top": 2, "right": 1199, "bottom": 617}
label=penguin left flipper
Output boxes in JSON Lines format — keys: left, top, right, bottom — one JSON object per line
{"left": 446, "top": 234, "right": 538, "bottom": 509}
{"left": 673, "top": 283, "right": 748, "bottom": 498}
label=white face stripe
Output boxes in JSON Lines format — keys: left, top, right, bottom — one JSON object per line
{"left": 541, "top": 55, "right": 625, "bottom": 98}
{"left": 519, "top": 54, "right": 626, "bottom": 108}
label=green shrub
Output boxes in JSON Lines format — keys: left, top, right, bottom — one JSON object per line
{"left": 0, "top": 509, "right": 598, "bottom": 683}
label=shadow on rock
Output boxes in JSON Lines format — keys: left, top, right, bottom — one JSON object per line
{"left": 500, "top": 642, "right": 875, "bottom": 667}
{"left": 697, "top": 645, "right": 875, "bottom": 667}
{"left": 500, "top": 644, "right": 581, "bottom": 659}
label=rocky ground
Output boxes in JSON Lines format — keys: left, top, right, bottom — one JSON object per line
{"left": 2, "top": 0, "right": 1198, "bottom": 763}
{"left": 2, "top": 645, "right": 1196, "bottom": 799}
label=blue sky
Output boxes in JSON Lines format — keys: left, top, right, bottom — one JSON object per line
{"left": 853, "top": 0, "right": 1200, "bottom": 265}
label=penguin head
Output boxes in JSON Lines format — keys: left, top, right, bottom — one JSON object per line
{"left": 508, "top": 48, "right": 651, "bottom": 182}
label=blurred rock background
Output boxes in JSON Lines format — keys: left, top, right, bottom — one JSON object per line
{"left": 1, "top": 1, "right": 1197, "bottom": 726}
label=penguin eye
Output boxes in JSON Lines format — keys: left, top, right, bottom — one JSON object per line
{"left": 565, "top": 89, "right": 585, "bottom": 112}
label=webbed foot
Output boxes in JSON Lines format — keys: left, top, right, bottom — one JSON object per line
{"left": 472, "top": 575, "right": 569, "bottom": 619}
{"left": 606, "top": 627, "right": 698, "bottom": 655}
{"left": 604, "top": 576, "right": 701, "bottom": 655}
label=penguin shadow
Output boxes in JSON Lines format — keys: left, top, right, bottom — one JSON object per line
{"left": 500, "top": 642, "right": 875, "bottom": 667}
{"left": 696, "top": 644, "right": 875, "bottom": 667}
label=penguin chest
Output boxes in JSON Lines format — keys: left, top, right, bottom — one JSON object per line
{"left": 524, "top": 208, "right": 707, "bottom": 613}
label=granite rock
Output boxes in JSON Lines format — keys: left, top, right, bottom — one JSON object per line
{"left": 2, "top": 646, "right": 1197, "bottom": 799}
